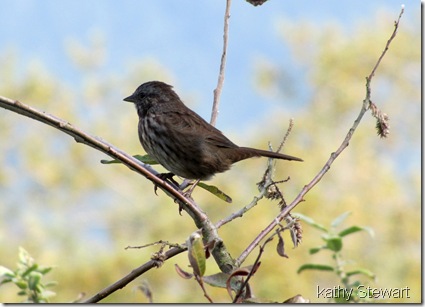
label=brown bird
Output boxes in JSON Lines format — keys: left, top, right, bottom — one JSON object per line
{"left": 124, "top": 81, "right": 302, "bottom": 181}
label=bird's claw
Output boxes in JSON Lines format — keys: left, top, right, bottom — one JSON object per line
{"left": 154, "top": 172, "right": 179, "bottom": 195}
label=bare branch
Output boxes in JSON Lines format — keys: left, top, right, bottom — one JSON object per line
{"left": 215, "top": 117, "right": 295, "bottom": 229}
{"left": 0, "top": 96, "right": 200, "bottom": 216}
{"left": 210, "top": 0, "right": 232, "bottom": 126}
{"left": 83, "top": 246, "right": 186, "bottom": 303}
{"left": 0, "top": 96, "right": 237, "bottom": 300}
{"left": 232, "top": 231, "right": 275, "bottom": 303}
{"left": 235, "top": 7, "right": 404, "bottom": 266}
{"left": 367, "top": 5, "right": 404, "bottom": 81}
{"left": 215, "top": 151, "right": 274, "bottom": 228}
{"left": 277, "top": 118, "right": 294, "bottom": 153}
{"left": 195, "top": 276, "right": 214, "bottom": 303}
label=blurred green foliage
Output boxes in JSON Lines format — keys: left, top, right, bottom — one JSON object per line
{"left": 297, "top": 212, "right": 376, "bottom": 303}
{"left": 0, "top": 247, "right": 56, "bottom": 303}
{"left": 0, "top": 10, "right": 420, "bottom": 303}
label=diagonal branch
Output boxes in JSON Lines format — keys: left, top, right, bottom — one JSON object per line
{"left": 235, "top": 6, "right": 404, "bottom": 266}
{"left": 0, "top": 95, "right": 237, "bottom": 301}
{"left": 83, "top": 246, "right": 186, "bottom": 303}
{"left": 0, "top": 96, "right": 196, "bottom": 213}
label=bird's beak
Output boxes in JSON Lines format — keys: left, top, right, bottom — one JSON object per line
{"left": 123, "top": 95, "right": 136, "bottom": 103}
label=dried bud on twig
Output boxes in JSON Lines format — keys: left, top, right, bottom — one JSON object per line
{"left": 369, "top": 101, "right": 390, "bottom": 138}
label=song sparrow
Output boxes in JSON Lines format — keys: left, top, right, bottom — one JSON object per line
{"left": 124, "top": 81, "right": 302, "bottom": 181}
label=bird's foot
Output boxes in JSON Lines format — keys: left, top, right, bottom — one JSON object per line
{"left": 154, "top": 172, "right": 179, "bottom": 195}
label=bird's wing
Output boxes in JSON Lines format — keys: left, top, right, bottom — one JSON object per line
{"left": 161, "top": 108, "right": 238, "bottom": 149}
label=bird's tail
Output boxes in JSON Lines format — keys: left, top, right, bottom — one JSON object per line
{"left": 233, "top": 147, "right": 303, "bottom": 163}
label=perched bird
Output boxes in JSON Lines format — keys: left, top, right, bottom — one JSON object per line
{"left": 124, "top": 81, "right": 302, "bottom": 181}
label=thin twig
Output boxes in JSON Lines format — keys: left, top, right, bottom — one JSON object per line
{"left": 124, "top": 240, "right": 183, "bottom": 250}
{"left": 367, "top": 5, "right": 404, "bottom": 81}
{"left": 235, "top": 7, "right": 404, "bottom": 266}
{"left": 215, "top": 119, "right": 293, "bottom": 229}
{"left": 210, "top": 0, "right": 232, "bottom": 126}
{"left": 277, "top": 118, "right": 294, "bottom": 153}
{"left": 83, "top": 246, "right": 186, "bottom": 303}
{"left": 195, "top": 276, "right": 214, "bottom": 303}
{"left": 232, "top": 234, "right": 274, "bottom": 303}
{"left": 215, "top": 188, "right": 266, "bottom": 229}
{"left": 215, "top": 152, "right": 274, "bottom": 228}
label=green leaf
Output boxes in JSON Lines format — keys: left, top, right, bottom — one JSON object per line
{"left": 187, "top": 233, "right": 206, "bottom": 277}
{"left": 0, "top": 265, "right": 14, "bottom": 277}
{"left": 22, "top": 264, "right": 39, "bottom": 277}
{"left": 0, "top": 265, "right": 14, "bottom": 285}
{"left": 15, "top": 280, "right": 28, "bottom": 289}
{"left": 294, "top": 213, "right": 328, "bottom": 232}
{"left": 18, "top": 247, "right": 32, "bottom": 266}
{"left": 309, "top": 247, "right": 322, "bottom": 254}
{"left": 28, "top": 272, "right": 42, "bottom": 291}
{"left": 102, "top": 156, "right": 233, "bottom": 203}
{"left": 37, "top": 266, "right": 53, "bottom": 275}
{"left": 331, "top": 211, "right": 351, "bottom": 228}
{"left": 197, "top": 182, "right": 232, "bottom": 203}
{"left": 44, "top": 281, "right": 58, "bottom": 288}
{"left": 40, "top": 289, "right": 56, "bottom": 299}
{"left": 338, "top": 226, "right": 374, "bottom": 238}
{"left": 346, "top": 269, "right": 376, "bottom": 280}
{"left": 297, "top": 263, "right": 334, "bottom": 274}
{"left": 203, "top": 267, "right": 254, "bottom": 291}
{"left": 323, "top": 235, "right": 343, "bottom": 252}
{"left": 100, "top": 154, "right": 158, "bottom": 165}
{"left": 0, "top": 278, "right": 13, "bottom": 285}
{"left": 203, "top": 272, "right": 230, "bottom": 289}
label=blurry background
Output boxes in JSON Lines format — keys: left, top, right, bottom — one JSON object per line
{"left": 0, "top": 0, "right": 420, "bottom": 303}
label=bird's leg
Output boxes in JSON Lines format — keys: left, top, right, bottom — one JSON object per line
{"left": 178, "top": 178, "right": 193, "bottom": 191}
{"left": 154, "top": 172, "right": 180, "bottom": 195}
{"left": 153, "top": 173, "right": 199, "bottom": 207}
{"left": 157, "top": 172, "right": 180, "bottom": 186}
{"left": 182, "top": 179, "right": 201, "bottom": 198}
